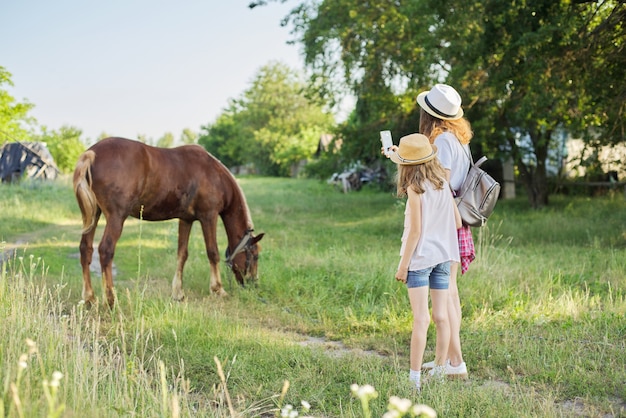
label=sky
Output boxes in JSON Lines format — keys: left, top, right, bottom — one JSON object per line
{"left": 1, "top": 1, "right": 308, "bottom": 142}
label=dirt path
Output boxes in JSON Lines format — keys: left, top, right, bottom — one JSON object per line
{"left": 0, "top": 222, "right": 115, "bottom": 275}
{"left": 0, "top": 228, "right": 55, "bottom": 264}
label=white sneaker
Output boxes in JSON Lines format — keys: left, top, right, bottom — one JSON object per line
{"left": 421, "top": 360, "right": 435, "bottom": 370}
{"left": 423, "top": 360, "right": 468, "bottom": 378}
{"left": 409, "top": 370, "right": 421, "bottom": 392}
{"left": 446, "top": 361, "right": 468, "bottom": 379}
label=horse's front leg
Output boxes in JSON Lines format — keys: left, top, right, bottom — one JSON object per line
{"left": 171, "top": 220, "right": 192, "bottom": 301}
{"left": 79, "top": 213, "right": 99, "bottom": 307}
{"left": 200, "top": 218, "right": 227, "bottom": 296}
{"left": 98, "top": 216, "right": 124, "bottom": 308}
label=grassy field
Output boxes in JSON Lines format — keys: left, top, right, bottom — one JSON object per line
{"left": 0, "top": 176, "right": 625, "bottom": 417}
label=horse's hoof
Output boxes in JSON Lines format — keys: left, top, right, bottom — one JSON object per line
{"left": 213, "top": 288, "right": 228, "bottom": 297}
{"left": 81, "top": 298, "right": 96, "bottom": 309}
{"left": 172, "top": 293, "right": 186, "bottom": 302}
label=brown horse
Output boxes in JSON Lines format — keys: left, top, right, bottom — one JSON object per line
{"left": 73, "top": 137, "right": 264, "bottom": 307}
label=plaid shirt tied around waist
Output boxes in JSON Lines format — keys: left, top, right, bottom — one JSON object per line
{"left": 458, "top": 225, "right": 475, "bottom": 274}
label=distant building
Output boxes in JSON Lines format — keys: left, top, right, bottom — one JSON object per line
{"left": 564, "top": 139, "right": 625, "bottom": 180}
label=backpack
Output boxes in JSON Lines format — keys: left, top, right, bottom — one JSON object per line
{"left": 455, "top": 155, "right": 501, "bottom": 227}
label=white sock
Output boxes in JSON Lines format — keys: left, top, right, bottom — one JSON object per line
{"left": 409, "top": 369, "right": 421, "bottom": 388}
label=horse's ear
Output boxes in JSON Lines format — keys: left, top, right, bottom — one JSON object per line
{"left": 252, "top": 233, "right": 265, "bottom": 244}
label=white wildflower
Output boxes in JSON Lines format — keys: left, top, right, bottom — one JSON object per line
{"left": 25, "top": 338, "right": 36, "bottom": 348}
{"left": 51, "top": 371, "right": 63, "bottom": 386}
{"left": 281, "top": 404, "right": 298, "bottom": 418}
{"left": 18, "top": 354, "right": 28, "bottom": 370}
{"left": 355, "top": 384, "right": 377, "bottom": 399}
{"left": 411, "top": 404, "right": 437, "bottom": 417}
{"left": 388, "top": 396, "right": 412, "bottom": 414}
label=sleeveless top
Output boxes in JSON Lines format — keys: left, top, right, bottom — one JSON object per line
{"left": 433, "top": 132, "right": 471, "bottom": 193}
{"left": 399, "top": 180, "right": 460, "bottom": 271}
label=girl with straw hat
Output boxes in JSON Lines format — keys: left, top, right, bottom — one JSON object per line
{"left": 390, "top": 133, "right": 462, "bottom": 391}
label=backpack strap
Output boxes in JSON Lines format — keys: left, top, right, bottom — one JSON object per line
{"left": 456, "top": 137, "right": 487, "bottom": 168}
{"left": 457, "top": 136, "right": 474, "bottom": 168}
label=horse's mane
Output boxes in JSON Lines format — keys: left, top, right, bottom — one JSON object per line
{"left": 231, "top": 175, "right": 254, "bottom": 229}
{"left": 200, "top": 147, "right": 253, "bottom": 230}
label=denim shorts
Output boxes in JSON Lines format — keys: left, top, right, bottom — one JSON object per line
{"left": 406, "top": 262, "right": 451, "bottom": 289}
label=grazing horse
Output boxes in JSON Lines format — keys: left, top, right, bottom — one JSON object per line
{"left": 73, "top": 137, "right": 264, "bottom": 307}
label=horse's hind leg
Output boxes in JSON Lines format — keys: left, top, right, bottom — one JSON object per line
{"left": 79, "top": 211, "right": 100, "bottom": 307}
{"left": 171, "top": 220, "right": 192, "bottom": 301}
{"left": 98, "top": 216, "right": 124, "bottom": 308}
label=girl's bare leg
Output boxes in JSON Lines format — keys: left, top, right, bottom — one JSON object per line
{"left": 407, "top": 286, "right": 431, "bottom": 371}
{"left": 430, "top": 288, "right": 450, "bottom": 366}
{"left": 448, "top": 262, "right": 464, "bottom": 366}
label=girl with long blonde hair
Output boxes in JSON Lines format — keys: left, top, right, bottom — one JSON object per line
{"left": 390, "top": 133, "right": 462, "bottom": 391}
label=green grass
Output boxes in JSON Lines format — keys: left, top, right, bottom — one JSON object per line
{"left": 1, "top": 176, "right": 625, "bottom": 417}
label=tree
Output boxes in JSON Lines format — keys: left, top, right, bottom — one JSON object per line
{"left": 428, "top": 0, "right": 625, "bottom": 207}
{"left": 576, "top": 1, "right": 626, "bottom": 144}
{"left": 157, "top": 132, "right": 174, "bottom": 148}
{"left": 1, "top": 67, "right": 86, "bottom": 173}
{"left": 180, "top": 128, "right": 197, "bottom": 145}
{"left": 267, "top": 0, "right": 625, "bottom": 207}
{"left": 0, "top": 66, "right": 36, "bottom": 143}
{"left": 36, "top": 125, "right": 86, "bottom": 173}
{"left": 285, "top": 0, "right": 438, "bottom": 166}
{"left": 198, "top": 100, "right": 257, "bottom": 170}
{"left": 199, "top": 62, "right": 334, "bottom": 176}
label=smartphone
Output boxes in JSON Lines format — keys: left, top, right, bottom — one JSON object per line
{"left": 380, "top": 130, "right": 393, "bottom": 156}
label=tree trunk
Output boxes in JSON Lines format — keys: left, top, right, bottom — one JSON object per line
{"left": 517, "top": 162, "right": 547, "bottom": 209}
{"left": 517, "top": 133, "right": 550, "bottom": 209}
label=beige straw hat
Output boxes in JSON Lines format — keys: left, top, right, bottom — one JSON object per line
{"left": 389, "top": 134, "right": 438, "bottom": 165}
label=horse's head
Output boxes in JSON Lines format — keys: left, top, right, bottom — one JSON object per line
{"left": 225, "top": 230, "right": 265, "bottom": 285}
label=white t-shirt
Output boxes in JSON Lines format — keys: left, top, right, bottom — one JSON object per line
{"left": 399, "top": 180, "right": 460, "bottom": 271}
{"left": 434, "top": 132, "right": 471, "bottom": 193}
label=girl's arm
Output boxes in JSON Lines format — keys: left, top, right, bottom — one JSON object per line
{"left": 443, "top": 169, "right": 462, "bottom": 229}
{"left": 453, "top": 198, "right": 462, "bottom": 229}
{"left": 396, "top": 187, "right": 422, "bottom": 283}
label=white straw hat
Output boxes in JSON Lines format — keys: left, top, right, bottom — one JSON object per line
{"left": 416, "top": 84, "right": 464, "bottom": 120}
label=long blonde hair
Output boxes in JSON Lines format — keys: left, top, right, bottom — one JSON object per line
{"left": 419, "top": 109, "right": 473, "bottom": 145}
{"left": 396, "top": 159, "right": 448, "bottom": 197}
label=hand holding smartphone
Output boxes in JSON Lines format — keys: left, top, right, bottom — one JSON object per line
{"left": 380, "top": 130, "right": 393, "bottom": 156}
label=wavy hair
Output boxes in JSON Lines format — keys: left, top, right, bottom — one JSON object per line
{"left": 419, "top": 108, "right": 473, "bottom": 145}
{"left": 396, "top": 158, "right": 448, "bottom": 198}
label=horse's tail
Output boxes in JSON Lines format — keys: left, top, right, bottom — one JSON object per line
{"left": 73, "top": 150, "right": 98, "bottom": 234}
